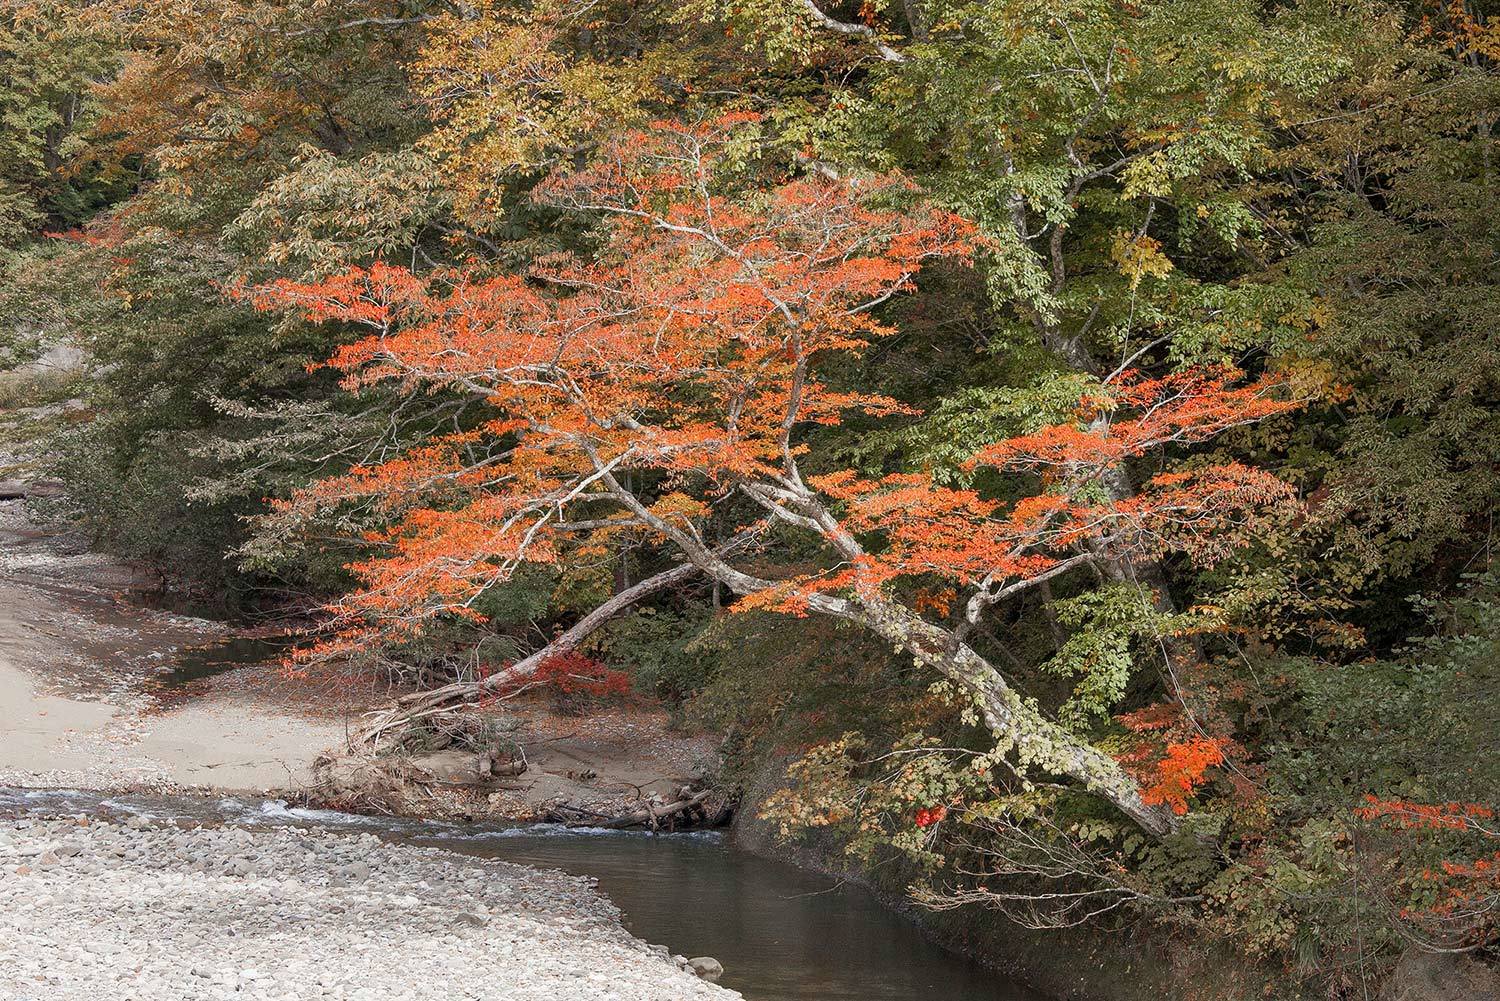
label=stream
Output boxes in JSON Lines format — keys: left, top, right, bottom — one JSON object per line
{"left": 0, "top": 787, "right": 1043, "bottom": 1001}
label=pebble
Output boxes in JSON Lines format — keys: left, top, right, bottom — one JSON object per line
{"left": 0, "top": 816, "right": 739, "bottom": 1001}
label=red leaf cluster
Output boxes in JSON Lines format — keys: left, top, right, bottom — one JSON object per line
{"left": 524, "top": 651, "right": 631, "bottom": 697}
{"left": 914, "top": 804, "right": 948, "bottom": 828}
{"left": 1118, "top": 702, "right": 1236, "bottom": 815}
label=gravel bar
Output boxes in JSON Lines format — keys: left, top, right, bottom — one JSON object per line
{"left": 0, "top": 815, "right": 739, "bottom": 1000}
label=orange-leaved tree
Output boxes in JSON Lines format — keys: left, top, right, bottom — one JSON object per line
{"left": 1356, "top": 797, "right": 1500, "bottom": 949}
{"left": 242, "top": 113, "right": 1301, "bottom": 835}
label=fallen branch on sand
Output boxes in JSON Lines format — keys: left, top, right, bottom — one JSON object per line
{"left": 356, "top": 530, "right": 756, "bottom": 748}
{"left": 357, "top": 563, "right": 699, "bottom": 746}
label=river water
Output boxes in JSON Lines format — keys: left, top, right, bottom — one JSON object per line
{"left": 1, "top": 787, "right": 1041, "bottom": 1001}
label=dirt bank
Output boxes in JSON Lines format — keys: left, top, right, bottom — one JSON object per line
{"left": 729, "top": 758, "right": 1499, "bottom": 1001}
{"left": 0, "top": 497, "right": 718, "bottom": 821}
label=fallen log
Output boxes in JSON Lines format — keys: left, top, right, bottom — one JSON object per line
{"left": 357, "top": 562, "right": 706, "bottom": 746}
{"left": 568, "top": 789, "right": 715, "bottom": 832}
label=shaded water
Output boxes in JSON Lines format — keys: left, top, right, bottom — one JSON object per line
{"left": 426, "top": 827, "right": 1041, "bottom": 1001}
{"left": 0, "top": 788, "right": 1041, "bottom": 1001}
{"left": 152, "top": 635, "right": 295, "bottom": 689}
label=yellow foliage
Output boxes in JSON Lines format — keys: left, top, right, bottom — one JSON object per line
{"left": 647, "top": 491, "right": 711, "bottom": 525}
{"left": 1110, "top": 230, "right": 1174, "bottom": 289}
{"left": 411, "top": 0, "right": 669, "bottom": 224}
{"left": 1120, "top": 149, "right": 1173, "bottom": 199}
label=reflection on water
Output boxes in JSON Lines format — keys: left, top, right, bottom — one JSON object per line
{"left": 426, "top": 828, "right": 1041, "bottom": 1001}
{"left": 0, "top": 788, "right": 1040, "bottom": 1001}
{"left": 152, "top": 635, "right": 295, "bottom": 689}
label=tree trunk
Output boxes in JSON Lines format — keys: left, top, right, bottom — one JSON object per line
{"left": 814, "top": 593, "right": 1179, "bottom": 836}
{"left": 590, "top": 492, "right": 1181, "bottom": 837}
{"left": 357, "top": 560, "right": 707, "bottom": 744}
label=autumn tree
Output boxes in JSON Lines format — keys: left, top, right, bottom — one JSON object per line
{"left": 0, "top": 2, "right": 124, "bottom": 244}
{"left": 0, "top": 0, "right": 467, "bottom": 602}
{"left": 9, "top": 0, "right": 1498, "bottom": 984}
{"left": 244, "top": 114, "right": 1301, "bottom": 835}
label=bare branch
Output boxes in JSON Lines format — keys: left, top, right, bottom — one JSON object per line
{"left": 800, "top": 0, "right": 909, "bottom": 62}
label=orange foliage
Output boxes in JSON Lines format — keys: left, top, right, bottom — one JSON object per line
{"left": 972, "top": 366, "right": 1297, "bottom": 472}
{"left": 44, "top": 227, "right": 125, "bottom": 248}
{"left": 242, "top": 113, "right": 1300, "bottom": 695}
{"left": 1355, "top": 796, "right": 1497, "bottom": 831}
{"left": 1357, "top": 795, "right": 1500, "bottom": 941}
{"left": 1139, "top": 736, "right": 1229, "bottom": 815}
{"left": 1119, "top": 702, "right": 1237, "bottom": 814}
{"left": 795, "top": 368, "right": 1301, "bottom": 608}
{"left": 239, "top": 113, "right": 977, "bottom": 657}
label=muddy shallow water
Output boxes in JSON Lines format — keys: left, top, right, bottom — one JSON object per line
{"left": 0, "top": 788, "right": 1042, "bottom": 1001}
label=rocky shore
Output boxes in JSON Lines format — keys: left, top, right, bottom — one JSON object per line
{"left": 0, "top": 498, "right": 742, "bottom": 1000}
{"left": 0, "top": 814, "right": 737, "bottom": 1001}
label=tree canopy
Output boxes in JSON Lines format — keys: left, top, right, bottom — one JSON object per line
{"left": 2, "top": 0, "right": 1497, "bottom": 990}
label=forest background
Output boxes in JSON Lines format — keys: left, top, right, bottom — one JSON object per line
{"left": 2, "top": 0, "right": 1498, "bottom": 995}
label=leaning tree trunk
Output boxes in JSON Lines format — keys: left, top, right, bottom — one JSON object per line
{"left": 814, "top": 593, "right": 1180, "bottom": 837}
{"left": 585, "top": 489, "right": 1181, "bottom": 837}
{"left": 356, "top": 560, "right": 707, "bottom": 745}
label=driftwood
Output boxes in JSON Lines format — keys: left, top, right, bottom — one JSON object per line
{"left": 491, "top": 757, "right": 526, "bottom": 777}
{"left": 354, "top": 530, "right": 761, "bottom": 748}
{"left": 0, "top": 479, "right": 62, "bottom": 500}
{"left": 545, "top": 789, "right": 722, "bottom": 832}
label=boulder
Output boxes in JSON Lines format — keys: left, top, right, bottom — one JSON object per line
{"left": 410, "top": 750, "right": 493, "bottom": 786}
{"left": 685, "top": 957, "right": 723, "bottom": 983}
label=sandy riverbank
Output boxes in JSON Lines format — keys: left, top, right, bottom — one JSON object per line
{"left": 0, "top": 497, "right": 346, "bottom": 794}
{"left": 0, "top": 487, "right": 735, "bottom": 999}
{"left": 0, "top": 494, "right": 719, "bottom": 818}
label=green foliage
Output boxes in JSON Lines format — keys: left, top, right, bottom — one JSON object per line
{"left": 471, "top": 565, "right": 564, "bottom": 630}
{"left": 1195, "top": 571, "right": 1500, "bottom": 968}
{"left": 852, "top": 371, "right": 1096, "bottom": 485}
{"left": 3, "top": 0, "right": 1499, "bottom": 990}
{"left": 0, "top": 4, "right": 130, "bottom": 245}
{"left": 225, "top": 147, "right": 450, "bottom": 278}
{"left": 1268, "top": 573, "right": 1500, "bottom": 820}
{"left": 0, "top": 230, "right": 360, "bottom": 601}
{"left": 603, "top": 604, "right": 722, "bottom": 704}
{"left": 1044, "top": 584, "right": 1170, "bottom": 730}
